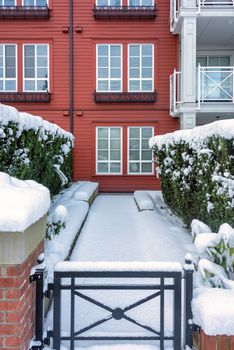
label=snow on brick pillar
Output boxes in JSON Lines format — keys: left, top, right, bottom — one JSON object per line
{"left": 193, "top": 330, "right": 234, "bottom": 350}
{"left": 0, "top": 216, "right": 47, "bottom": 350}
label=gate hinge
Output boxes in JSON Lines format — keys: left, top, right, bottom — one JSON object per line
{"left": 44, "top": 283, "right": 54, "bottom": 298}
{"left": 30, "top": 270, "right": 44, "bottom": 283}
{"left": 44, "top": 330, "right": 53, "bottom": 346}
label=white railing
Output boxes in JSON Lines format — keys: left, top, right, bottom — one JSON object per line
{"left": 170, "top": 0, "right": 181, "bottom": 30}
{"left": 170, "top": 69, "right": 182, "bottom": 115}
{"left": 197, "top": 64, "right": 234, "bottom": 109}
{"left": 198, "top": 0, "right": 234, "bottom": 13}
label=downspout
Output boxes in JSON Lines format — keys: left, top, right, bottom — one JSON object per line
{"left": 69, "top": 0, "right": 73, "bottom": 133}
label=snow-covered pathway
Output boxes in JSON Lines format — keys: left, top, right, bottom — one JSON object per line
{"left": 71, "top": 193, "right": 195, "bottom": 263}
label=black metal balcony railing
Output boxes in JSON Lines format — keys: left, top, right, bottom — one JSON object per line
{"left": 0, "top": 6, "right": 50, "bottom": 19}
{"left": 0, "top": 92, "right": 51, "bottom": 102}
{"left": 94, "top": 91, "right": 157, "bottom": 103}
{"left": 94, "top": 5, "right": 157, "bottom": 19}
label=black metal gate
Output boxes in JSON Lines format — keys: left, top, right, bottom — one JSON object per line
{"left": 30, "top": 259, "right": 194, "bottom": 350}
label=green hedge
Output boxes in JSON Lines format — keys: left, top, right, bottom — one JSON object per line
{"left": 150, "top": 121, "right": 234, "bottom": 231}
{"left": 0, "top": 105, "right": 74, "bottom": 195}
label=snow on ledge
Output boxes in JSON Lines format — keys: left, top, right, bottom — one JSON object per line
{"left": 134, "top": 191, "right": 154, "bottom": 211}
{"left": 54, "top": 261, "right": 183, "bottom": 273}
{"left": 73, "top": 181, "right": 99, "bottom": 202}
{"left": 0, "top": 172, "right": 50, "bottom": 232}
{"left": 192, "top": 287, "right": 234, "bottom": 336}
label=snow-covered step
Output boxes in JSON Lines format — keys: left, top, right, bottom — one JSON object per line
{"left": 73, "top": 181, "right": 99, "bottom": 205}
{"left": 134, "top": 190, "right": 155, "bottom": 211}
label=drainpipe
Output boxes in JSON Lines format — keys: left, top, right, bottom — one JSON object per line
{"left": 69, "top": 0, "right": 73, "bottom": 133}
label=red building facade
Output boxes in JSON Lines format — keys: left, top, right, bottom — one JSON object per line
{"left": 0, "top": 0, "right": 178, "bottom": 192}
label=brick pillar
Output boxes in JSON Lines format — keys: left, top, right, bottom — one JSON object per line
{"left": 193, "top": 330, "right": 234, "bottom": 350}
{"left": 0, "top": 216, "right": 46, "bottom": 350}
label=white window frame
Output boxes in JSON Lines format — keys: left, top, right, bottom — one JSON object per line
{"left": 0, "top": 0, "right": 16, "bottom": 6}
{"left": 22, "top": 0, "right": 49, "bottom": 6}
{"left": 96, "top": 44, "right": 122, "bottom": 93}
{"left": 0, "top": 44, "right": 17, "bottom": 92}
{"left": 128, "top": 44, "right": 154, "bottom": 93}
{"left": 96, "top": 126, "right": 123, "bottom": 175}
{"left": 127, "top": 126, "right": 154, "bottom": 175}
{"left": 128, "top": 0, "right": 154, "bottom": 6}
{"left": 23, "top": 43, "right": 49, "bottom": 92}
{"left": 96, "top": 0, "right": 122, "bottom": 6}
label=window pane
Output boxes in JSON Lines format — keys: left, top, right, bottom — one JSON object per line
{"left": 142, "top": 45, "right": 152, "bottom": 56}
{"left": 110, "top": 150, "right": 120, "bottom": 160}
{"left": 36, "top": 0, "right": 47, "bottom": 6}
{"left": 37, "top": 80, "right": 48, "bottom": 91}
{"left": 142, "top": 139, "right": 150, "bottom": 149}
{"left": 142, "top": 80, "right": 152, "bottom": 91}
{"left": 196, "top": 57, "right": 207, "bottom": 67}
{"left": 25, "top": 80, "right": 35, "bottom": 90}
{"left": 98, "top": 150, "right": 108, "bottom": 161}
{"left": 5, "top": 45, "right": 15, "bottom": 57}
{"left": 142, "top": 0, "right": 153, "bottom": 5}
{"left": 37, "top": 45, "right": 47, "bottom": 56}
{"left": 98, "top": 139, "right": 108, "bottom": 149}
{"left": 4, "top": 0, "right": 15, "bottom": 6}
{"left": 98, "top": 80, "right": 108, "bottom": 91}
{"left": 142, "top": 68, "right": 152, "bottom": 78}
{"left": 0, "top": 68, "right": 3, "bottom": 78}
{"left": 25, "top": 45, "right": 35, "bottom": 57}
{"left": 110, "top": 0, "right": 121, "bottom": 5}
{"left": 142, "top": 163, "right": 152, "bottom": 173}
{"left": 97, "top": 0, "right": 108, "bottom": 6}
{"left": 129, "top": 128, "right": 140, "bottom": 138}
{"left": 110, "top": 127, "right": 120, "bottom": 138}
{"left": 25, "top": 57, "right": 35, "bottom": 68}
{"left": 111, "top": 57, "right": 121, "bottom": 68}
{"left": 110, "top": 139, "right": 120, "bottom": 149}
{"left": 98, "top": 163, "right": 108, "bottom": 173}
{"left": 208, "top": 57, "right": 219, "bottom": 67}
{"left": 110, "top": 80, "right": 120, "bottom": 91}
{"left": 98, "top": 128, "right": 108, "bottom": 138}
{"left": 25, "top": 68, "right": 35, "bottom": 78}
{"left": 37, "top": 68, "right": 48, "bottom": 78}
{"left": 110, "top": 45, "right": 121, "bottom": 57}
{"left": 6, "top": 68, "right": 15, "bottom": 78}
{"left": 98, "top": 57, "right": 108, "bottom": 68}
{"left": 142, "top": 150, "right": 152, "bottom": 160}
{"left": 130, "top": 69, "right": 140, "bottom": 78}
{"left": 98, "top": 68, "right": 108, "bottom": 78}
{"left": 129, "top": 0, "right": 140, "bottom": 6}
{"left": 142, "top": 56, "right": 152, "bottom": 67}
{"left": 110, "top": 163, "right": 121, "bottom": 173}
{"left": 130, "top": 57, "right": 140, "bottom": 68}
{"left": 98, "top": 45, "right": 108, "bottom": 56}
{"left": 129, "top": 139, "right": 139, "bottom": 150}
{"left": 129, "top": 80, "right": 140, "bottom": 91}
{"left": 5, "top": 80, "right": 15, "bottom": 91}
{"left": 110, "top": 68, "right": 121, "bottom": 79}
{"left": 130, "top": 150, "right": 140, "bottom": 160}
{"left": 37, "top": 57, "right": 47, "bottom": 67}
{"left": 220, "top": 56, "right": 230, "bottom": 66}
{"left": 0, "top": 80, "right": 3, "bottom": 90}
{"left": 0, "top": 46, "right": 3, "bottom": 55}
{"left": 142, "top": 127, "right": 153, "bottom": 138}
{"left": 129, "top": 163, "right": 140, "bottom": 173}
{"left": 130, "top": 45, "right": 140, "bottom": 57}
{"left": 24, "top": 0, "right": 34, "bottom": 5}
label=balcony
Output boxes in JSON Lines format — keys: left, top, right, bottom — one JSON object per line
{"left": 170, "top": 66, "right": 234, "bottom": 115}
{"left": 94, "top": 5, "right": 157, "bottom": 19}
{"left": 94, "top": 91, "right": 157, "bottom": 103}
{"left": 0, "top": 6, "right": 50, "bottom": 19}
{"left": 0, "top": 92, "right": 51, "bottom": 102}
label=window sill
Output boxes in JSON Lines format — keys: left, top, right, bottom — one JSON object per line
{"left": 94, "top": 5, "right": 157, "bottom": 19}
{"left": 0, "top": 92, "right": 51, "bottom": 102}
{"left": 0, "top": 6, "right": 50, "bottom": 19}
{"left": 94, "top": 91, "right": 157, "bottom": 103}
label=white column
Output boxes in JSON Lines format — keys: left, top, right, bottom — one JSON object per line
{"left": 180, "top": 112, "right": 196, "bottom": 129}
{"left": 180, "top": 16, "right": 197, "bottom": 103}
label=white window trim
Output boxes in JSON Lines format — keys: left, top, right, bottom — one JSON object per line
{"left": 128, "top": 0, "right": 154, "bottom": 6}
{"left": 128, "top": 43, "right": 154, "bottom": 93}
{"left": 127, "top": 126, "right": 154, "bottom": 175}
{"left": 22, "top": 0, "right": 49, "bottom": 6}
{"left": 96, "top": 0, "right": 122, "bottom": 6}
{"left": 96, "top": 44, "right": 122, "bottom": 93}
{"left": 96, "top": 127, "right": 123, "bottom": 175}
{"left": 23, "top": 43, "right": 49, "bottom": 93}
{"left": 0, "top": 0, "right": 16, "bottom": 6}
{"left": 0, "top": 43, "right": 17, "bottom": 92}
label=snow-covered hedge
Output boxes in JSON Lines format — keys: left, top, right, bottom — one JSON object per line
{"left": 150, "top": 120, "right": 234, "bottom": 231}
{"left": 0, "top": 104, "right": 74, "bottom": 195}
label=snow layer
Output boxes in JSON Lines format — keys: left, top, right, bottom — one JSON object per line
{"left": 192, "top": 287, "right": 234, "bottom": 335}
{"left": 0, "top": 103, "right": 73, "bottom": 141}
{"left": 73, "top": 182, "right": 99, "bottom": 202}
{"left": 44, "top": 345, "right": 173, "bottom": 350}
{"left": 149, "top": 119, "right": 234, "bottom": 150}
{"left": 134, "top": 191, "right": 155, "bottom": 211}
{"left": 55, "top": 261, "right": 183, "bottom": 272}
{"left": 0, "top": 172, "right": 50, "bottom": 231}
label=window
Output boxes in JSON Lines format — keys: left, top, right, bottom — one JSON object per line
{"left": 0, "top": 44, "right": 16, "bottom": 92}
{"left": 0, "top": 0, "right": 15, "bottom": 6}
{"left": 128, "top": 127, "right": 154, "bottom": 174}
{"left": 96, "top": 127, "right": 122, "bottom": 174}
{"left": 97, "top": 44, "right": 122, "bottom": 92}
{"left": 24, "top": 44, "right": 49, "bottom": 92}
{"left": 23, "top": 0, "right": 48, "bottom": 6}
{"left": 96, "top": 0, "right": 121, "bottom": 6}
{"left": 128, "top": 44, "right": 154, "bottom": 92}
{"left": 129, "top": 0, "right": 153, "bottom": 6}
